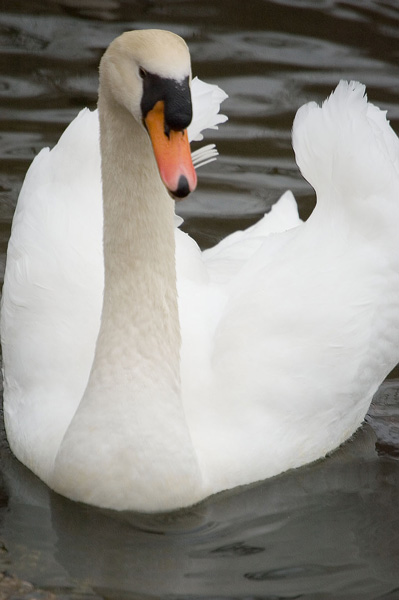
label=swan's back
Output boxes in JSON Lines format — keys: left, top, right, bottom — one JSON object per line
{"left": 180, "top": 82, "right": 399, "bottom": 490}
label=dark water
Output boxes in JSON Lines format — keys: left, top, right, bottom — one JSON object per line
{"left": 1, "top": 1, "right": 399, "bottom": 598}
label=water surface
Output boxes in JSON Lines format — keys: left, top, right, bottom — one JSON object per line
{"left": 1, "top": 1, "right": 399, "bottom": 598}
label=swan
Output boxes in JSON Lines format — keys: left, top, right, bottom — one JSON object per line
{"left": 2, "top": 29, "right": 399, "bottom": 512}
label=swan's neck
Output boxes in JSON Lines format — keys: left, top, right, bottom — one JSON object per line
{"left": 97, "top": 92, "right": 181, "bottom": 389}
{"left": 52, "top": 89, "right": 203, "bottom": 512}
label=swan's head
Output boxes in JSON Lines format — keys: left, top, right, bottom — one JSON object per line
{"left": 99, "top": 29, "right": 197, "bottom": 199}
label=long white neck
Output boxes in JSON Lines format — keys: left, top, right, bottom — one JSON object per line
{"left": 98, "top": 89, "right": 181, "bottom": 391}
{"left": 52, "top": 86, "right": 203, "bottom": 512}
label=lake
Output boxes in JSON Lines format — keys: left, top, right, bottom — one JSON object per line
{"left": 1, "top": 1, "right": 399, "bottom": 598}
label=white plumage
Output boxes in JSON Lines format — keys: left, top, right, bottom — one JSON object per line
{"left": 2, "top": 30, "right": 399, "bottom": 512}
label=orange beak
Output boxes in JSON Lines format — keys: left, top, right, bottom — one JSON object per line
{"left": 144, "top": 100, "right": 197, "bottom": 199}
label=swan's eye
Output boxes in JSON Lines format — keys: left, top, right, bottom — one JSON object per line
{"left": 139, "top": 67, "right": 147, "bottom": 80}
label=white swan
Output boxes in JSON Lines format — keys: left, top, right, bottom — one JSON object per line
{"left": 2, "top": 29, "right": 399, "bottom": 512}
